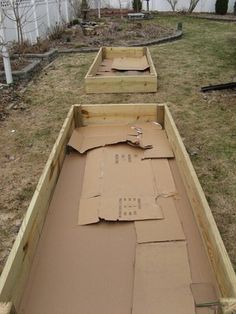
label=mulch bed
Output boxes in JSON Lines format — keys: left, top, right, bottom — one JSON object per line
{"left": 53, "top": 19, "right": 175, "bottom": 48}
{"left": 0, "top": 58, "right": 30, "bottom": 72}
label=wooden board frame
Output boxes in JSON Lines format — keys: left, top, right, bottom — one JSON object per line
{"left": 0, "top": 104, "right": 235, "bottom": 313}
{"left": 85, "top": 47, "right": 157, "bottom": 94}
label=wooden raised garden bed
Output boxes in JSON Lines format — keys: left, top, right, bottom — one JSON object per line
{"left": 0, "top": 104, "right": 235, "bottom": 314}
{"left": 85, "top": 47, "right": 157, "bottom": 93}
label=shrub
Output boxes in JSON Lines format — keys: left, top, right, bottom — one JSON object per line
{"left": 48, "top": 23, "right": 65, "bottom": 40}
{"left": 215, "top": 0, "right": 229, "bottom": 15}
{"left": 132, "top": 0, "right": 142, "bottom": 12}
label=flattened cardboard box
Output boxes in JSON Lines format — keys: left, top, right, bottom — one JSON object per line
{"left": 78, "top": 145, "right": 164, "bottom": 225}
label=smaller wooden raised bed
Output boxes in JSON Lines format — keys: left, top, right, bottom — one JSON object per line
{"left": 85, "top": 47, "right": 157, "bottom": 94}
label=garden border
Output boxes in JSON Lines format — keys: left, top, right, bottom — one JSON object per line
{"left": 0, "top": 59, "right": 41, "bottom": 83}
{"left": 57, "top": 30, "right": 183, "bottom": 54}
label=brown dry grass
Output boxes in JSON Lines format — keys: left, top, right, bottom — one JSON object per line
{"left": 0, "top": 16, "right": 236, "bottom": 274}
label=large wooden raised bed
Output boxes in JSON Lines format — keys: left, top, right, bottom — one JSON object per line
{"left": 0, "top": 104, "right": 235, "bottom": 314}
{"left": 85, "top": 47, "right": 157, "bottom": 93}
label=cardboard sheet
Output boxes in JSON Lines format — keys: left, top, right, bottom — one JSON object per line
{"left": 111, "top": 56, "right": 150, "bottom": 71}
{"left": 151, "top": 159, "right": 177, "bottom": 195}
{"left": 68, "top": 123, "right": 174, "bottom": 159}
{"left": 191, "top": 283, "right": 218, "bottom": 307}
{"left": 142, "top": 129, "right": 174, "bottom": 159}
{"left": 135, "top": 198, "right": 185, "bottom": 243}
{"left": 132, "top": 242, "right": 195, "bottom": 314}
{"left": 127, "top": 122, "right": 174, "bottom": 158}
{"left": 78, "top": 196, "right": 163, "bottom": 225}
{"left": 68, "top": 124, "right": 151, "bottom": 154}
{"left": 78, "top": 145, "right": 164, "bottom": 225}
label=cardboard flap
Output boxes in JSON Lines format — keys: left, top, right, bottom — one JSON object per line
{"left": 191, "top": 283, "right": 218, "bottom": 307}
{"left": 68, "top": 125, "right": 152, "bottom": 153}
{"left": 135, "top": 197, "right": 185, "bottom": 243}
{"left": 112, "top": 56, "right": 150, "bottom": 71}
{"left": 151, "top": 159, "right": 177, "bottom": 196}
{"left": 78, "top": 196, "right": 163, "bottom": 225}
{"left": 142, "top": 130, "right": 174, "bottom": 159}
{"left": 132, "top": 242, "right": 195, "bottom": 314}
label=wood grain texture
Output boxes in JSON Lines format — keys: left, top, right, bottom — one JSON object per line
{"left": 164, "top": 105, "right": 236, "bottom": 298}
{"left": 0, "top": 107, "right": 75, "bottom": 309}
{"left": 85, "top": 47, "right": 157, "bottom": 94}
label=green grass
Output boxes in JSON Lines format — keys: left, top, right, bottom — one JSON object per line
{"left": 0, "top": 16, "right": 236, "bottom": 273}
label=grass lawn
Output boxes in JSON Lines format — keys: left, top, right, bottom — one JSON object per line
{"left": 0, "top": 16, "right": 235, "bottom": 274}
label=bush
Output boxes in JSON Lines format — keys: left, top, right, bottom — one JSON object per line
{"left": 132, "top": 0, "right": 142, "bottom": 12}
{"left": 215, "top": 0, "right": 229, "bottom": 15}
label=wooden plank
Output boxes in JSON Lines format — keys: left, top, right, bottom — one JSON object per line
{"left": 75, "top": 103, "right": 161, "bottom": 125}
{"left": 104, "top": 47, "right": 145, "bottom": 59}
{"left": 0, "top": 107, "right": 76, "bottom": 309}
{"left": 164, "top": 105, "right": 236, "bottom": 298}
{"left": 156, "top": 104, "right": 164, "bottom": 126}
{"left": 146, "top": 48, "right": 157, "bottom": 76}
{"left": 0, "top": 302, "right": 15, "bottom": 314}
{"left": 85, "top": 47, "right": 102, "bottom": 77}
{"left": 85, "top": 75, "right": 157, "bottom": 93}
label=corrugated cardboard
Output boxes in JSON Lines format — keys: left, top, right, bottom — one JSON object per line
{"left": 78, "top": 196, "right": 163, "bottom": 225}
{"left": 142, "top": 129, "right": 174, "bottom": 159}
{"left": 78, "top": 145, "right": 163, "bottom": 225}
{"left": 68, "top": 123, "right": 174, "bottom": 158}
{"left": 151, "top": 159, "right": 177, "bottom": 195}
{"left": 68, "top": 124, "right": 150, "bottom": 154}
{"left": 132, "top": 242, "right": 195, "bottom": 314}
{"left": 111, "top": 56, "right": 150, "bottom": 71}
{"left": 134, "top": 159, "right": 184, "bottom": 243}
{"left": 135, "top": 198, "right": 185, "bottom": 243}
{"left": 191, "top": 283, "right": 218, "bottom": 307}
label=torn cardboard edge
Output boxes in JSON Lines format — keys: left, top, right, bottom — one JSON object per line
{"left": 78, "top": 196, "right": 163, "bottom": 226}
{"left": 111, "top": 56, "right": 150, "bottom": 71}
{"left": 68, "top": 122, "right": 174, "bottom": 158}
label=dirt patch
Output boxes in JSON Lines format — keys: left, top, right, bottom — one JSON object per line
{"left": 53, "top": 19, "right": 174, "bottom": 48}
{"left": 0, "top": 16, "right": 235, "bottom": 275}
{"left": 0, "top": 58, "right": 30, "bottom": 72}
{"left": 11, "top": 40, "right": 51, "bottom": 55}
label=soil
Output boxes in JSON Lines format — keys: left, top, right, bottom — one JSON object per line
{"left": 11, "top": 40, "right": 51, "bottom": 55}
{"left": 54, "top": 19, "right": 175, "bottom": 48}
{"left": 0, "top": 85, "right": 22, "bottom": 121}
{"left": 0, "top": 58, "right": 30, "bottom": 72}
